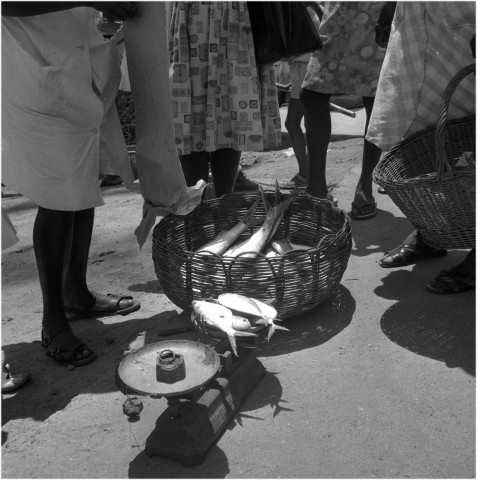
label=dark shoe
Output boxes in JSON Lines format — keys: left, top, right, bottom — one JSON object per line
{"left": 100, "top": 175, "right": 123, "bottom": 187}
{"left": 377, "top": 186, "right": 387, "bottom": 194}
{"left": 349, "top": 201, "right": 377, "bottom": 220}
{"left": 234, "top": 170, "right": 259, "bottom": 191}
{"left": 65, "top": 292, "right": 141, "bottom": 320}
{"left": 41, "top": 328, "right": 97, "bottom": 367}
{"left": 379, "top": 244, "right": 447, "bottom": 268}
{"left": 426, "top": 268, "right": 475, "bottom": 294}
{"left": 2, "top": 365, "right": 31, "bottom": 393}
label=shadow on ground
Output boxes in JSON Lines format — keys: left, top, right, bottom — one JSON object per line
{"left": 374, "top": 251, "right": 475, "bottom": 377}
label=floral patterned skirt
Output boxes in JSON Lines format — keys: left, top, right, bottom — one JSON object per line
{"left": 168, "top": 2, "right": 281, "bottom": 155}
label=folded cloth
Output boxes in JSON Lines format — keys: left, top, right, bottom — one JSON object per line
{"left": 124, "top": 2, "right": 205, "bottom": 248}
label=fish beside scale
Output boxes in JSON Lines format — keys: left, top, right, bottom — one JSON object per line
{"left": 191, "top": 300, "right": 257, "bottom": 356}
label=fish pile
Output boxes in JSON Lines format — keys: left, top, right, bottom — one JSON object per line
{"left": 196, "top": 185, "right": 309, "bottom": 259}
{"left": 191, "top": 293, "right": 290, "bottom": 356}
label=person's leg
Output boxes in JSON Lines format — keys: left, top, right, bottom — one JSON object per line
{"left": 379, "top": 230, "right": 447, "bottom": 268}
{"left": 62, "top": 208, "right": 140, "bottom": 315}
{"left": 350, "top": 96, "right": 381, "bottom": 219}
{"left": 300, "top": 89, "right": 331, "bottom": 199}
{"left": 33, "top": 207, "right": 94, "bottom": 364}
{"left": 179, "top": 151, "right": 210, "bottom": 187}
{"left": 427, "top": 249, "right": 475, "bottom": 293}
{"left": 210, "top": 148, "right": 241, "bottom": 198}
{"left": 284, "top": 97, "right": 309, "bottom": 184}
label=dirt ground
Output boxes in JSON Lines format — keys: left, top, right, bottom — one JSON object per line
{"left": 1, "top": 125, "right": 475, "bottom": 478}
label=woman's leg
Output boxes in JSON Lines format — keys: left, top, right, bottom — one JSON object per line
{"left": 300, "top": 89, "right": 331, "bottom": 199}
{"left": 179, "top": 151, "right": 210, "bottom": 187}
{"left": 351, "top": 96, "right": 382, "bottom": 217}
{"left": 33, "top": 207, "right": 94, "bottom": 363}
{"left": 210, "top": 148, "right": 241, "bottom": 198}
{"left": 284, "top": 97, "right": 309, "bottom": 182}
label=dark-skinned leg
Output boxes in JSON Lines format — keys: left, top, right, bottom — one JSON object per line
{"left": 351, "top": 96, "right": 381, "bottom": 218}
{"left": 301, "top": 89, "right": 331, "bottom": 199}
{"left": 427, "top": 249, "right": 475, "bottom": 293}
{"left": 210, "top": 148, "right": 241, "bottom": 198}
{"left": 33, "top": 207, "right": 94, "bottom": 364}
{"left": 62, "top": 208, "right": 139, "bottom": 315}
{"left": 284, "top": 97, "right": 309, "bottom": 183}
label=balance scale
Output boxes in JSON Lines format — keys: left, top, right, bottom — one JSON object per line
{"left": 117, "top": 334, "right": 265, "bottom": 466}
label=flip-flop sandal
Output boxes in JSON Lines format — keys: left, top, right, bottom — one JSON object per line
{"left": 66, "top": 293, "right": 141, "bottom": 319}
{"left": 379, "top": 244, "right": 447, "bottom": 268}
{"left": 426, "top": 270, "right": 475, "bottom": 294}
{"left": 2, "top": 366, "right": 31, "bottom": 393}
{"left": 349, "top": 201, "right": 377, "bottom": 220}
{"left": 41, "top": 328, "right": 97, "bottom": 367}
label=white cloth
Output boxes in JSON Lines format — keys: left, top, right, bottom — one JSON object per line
{"left": 2, "top": 207, "right": 19, "bottom": 250}
{"left": 123, "top": 2, "right": 205, "bottom": 248}
{"left": 1, "top": 8, "right": 134, "bottom": 211}
{"left": 366, "top": 2, "right": 476, "bottom": 151}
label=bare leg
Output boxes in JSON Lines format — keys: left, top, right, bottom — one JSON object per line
{"left": 210, "top": 148, "right": 241, "bottom": 198}
{"left": 352, "top": 96, "right": 381, "bottom": 216}
{"left": 285, "top": 97, "right": 309, "bottom": 181}
{"left": 300, "top": 89, "right": 331, "bottom": 199}
{"left": 33, "top": 207, "right": 94, "bottom": 363}
{"left": 179, "top": 151, "right": 210, "bottom": 187}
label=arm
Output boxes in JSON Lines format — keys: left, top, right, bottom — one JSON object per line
{"left": 2, "top": 2, "right": 138, "bottom": 21}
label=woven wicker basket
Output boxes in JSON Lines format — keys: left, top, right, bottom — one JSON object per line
{"left": 152, "top": 192, "right": 352, "bottom": 319}
{"left": 373, "top": 64, "right": 476, "bottom": 250}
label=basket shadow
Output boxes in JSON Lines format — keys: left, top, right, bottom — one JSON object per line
{"left": 374, "top": 255, "right": 475, "bottom": 376}
{"left": 252, "top": 284, "right": 355, "bottom": 358}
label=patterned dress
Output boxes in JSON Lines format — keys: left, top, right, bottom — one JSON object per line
{"left": 168, "top": 2, "right": 281, "bottom": 155}
{"left": 302, "top": 2, "right": 386, "bottom": 96}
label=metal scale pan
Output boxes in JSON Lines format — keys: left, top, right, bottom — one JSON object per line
{"left": 117, "top": 339, "right": 221, "bottom": 397}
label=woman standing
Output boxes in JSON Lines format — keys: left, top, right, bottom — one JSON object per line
{"left": 167, "top": 2, "right": 281, "bottom": 198}
{"left": 300, "top": 2, "right": 392, "bottom": 217}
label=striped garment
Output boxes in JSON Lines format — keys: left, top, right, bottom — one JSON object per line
{"left": 366, "top": 2, "right": 476, "bottom": 151}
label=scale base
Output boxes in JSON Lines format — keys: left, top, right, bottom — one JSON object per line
{"left": 145, "top": 345, "right": 265, "bottom": 466}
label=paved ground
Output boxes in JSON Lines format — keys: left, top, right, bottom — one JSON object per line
{"left": 2, "top": 107, "right": 475, "bottom": 479}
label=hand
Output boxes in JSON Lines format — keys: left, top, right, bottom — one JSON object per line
{"left": 94, "top": 2, "right": 138, "bottom": 21}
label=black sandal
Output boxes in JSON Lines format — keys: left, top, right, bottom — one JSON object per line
{"left": 41, "top": 328, "right": 97, "bottom": 367}
{"left": 379, "top": 243, "right": 447, "bottom": 268}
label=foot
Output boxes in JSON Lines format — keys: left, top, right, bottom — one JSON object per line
{"left": 379, "top": 243, "right": 447, "bottom": 268}
{"left": 2, "top": 364, "right": 31, "bottom": 393}
{"left": 233, "top": 170, "right": 259, "bottom": 191}
{"left": 281, "top": 173, "right": 308, "bottom": 189}
{"left": 349, "top": 201, "right": 377, "bottom": 220}
{"left": 426, "top": 268, "right": 475, "bottom": 294}
{"left": 65, "top": 292, "right": 141, "bottom": 319}
{"left": 41, "top": 327, "right": 96, "bottom": 367}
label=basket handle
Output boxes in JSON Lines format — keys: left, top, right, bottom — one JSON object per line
{"left": 435, "top": 64, "right": 475, "bottom": 180}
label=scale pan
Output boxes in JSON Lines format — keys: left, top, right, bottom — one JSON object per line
{"left": 118, "top": 340, "right": 220, "bottom": 397}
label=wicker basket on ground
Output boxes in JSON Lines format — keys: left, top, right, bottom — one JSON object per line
{"left": 373, "top": 64, "right": 476, "bottom": 250}
{"left": 152, "top": 192, "right": 352, "bottom": 319}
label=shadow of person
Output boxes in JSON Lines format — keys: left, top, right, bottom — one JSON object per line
{"left": 128, "top": 445, "right": 229, "bottom": 478}
{"left": 253, "top": 284, "right": 355, "bottom": 357}
{"left": 350, "top": 212, "right": 415, "bottom": 258}
{"left": 1, "top": 309, "right": 182, "bottom": 426}
{"left": 374, "top": 251, "right": 475, "bottom": 376}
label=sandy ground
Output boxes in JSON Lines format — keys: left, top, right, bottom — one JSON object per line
{"left": 1, "top": 110, "right": 475, "bottom": 479}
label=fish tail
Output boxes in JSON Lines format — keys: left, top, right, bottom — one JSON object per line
{"left": 267, "top": 324, "right": 276, "bottom": 341}
{"left": 227, "top": 334, "right": 239, "bottom": 356}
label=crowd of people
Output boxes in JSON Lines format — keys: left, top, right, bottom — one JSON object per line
{"left": 1, "top": 1, "right": 475, "bottom": 392}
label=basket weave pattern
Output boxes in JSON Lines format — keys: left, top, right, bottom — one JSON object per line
{"left": 152, "top": 192, "right": 352, "bottom": 319}
{"left": 373, "top": 64, "right": 476, "bottom": 250}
